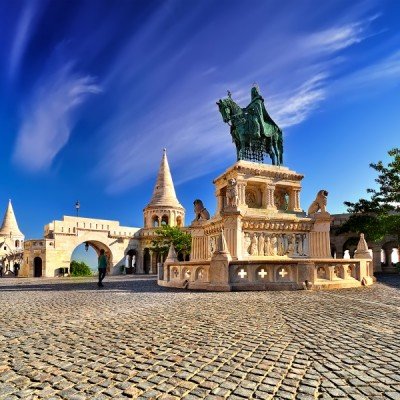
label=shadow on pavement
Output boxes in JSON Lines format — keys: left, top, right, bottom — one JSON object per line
{"left": 0, "top": 277, "right": 189, "bottom": 294}
{"left": 373, "top": 273, "right": 400, "bottom": 290}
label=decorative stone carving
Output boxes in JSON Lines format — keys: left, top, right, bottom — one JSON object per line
{"left": 308, "top": 190, "right": 328, "bottom": 215}
{"left": 193, "top": 199, "right": 210, "bottom": 221}
{"left": 250, "top": 233, "right": 258, "bottom": 255}
{"left": 275, "top": 190, "right": 289, "bottom": 211}
{"left": 258, "top": 233, "right": 265, "bottom": 256}
{"left": 243, "top": 233, "right": 251, "bottom": 256}
{"left": 295, "top": 234, "right": 303, "bottom": 256}
{"left": 245, "top": 190, "right": 257, "bottom": 208}
{"left": 287, "top": 234, "right": 295, "bottom": 257}
{"left": 270, "top": 235, "right": 278, "bottom": 256}
{"left": 265, "top": 236, "right": 272, "bottom": 256}
{"left": 226, "top": 178, "right": 239, "bottom": 208}
{"left": 209, "top": 236, "right": 216, "bottom": 257}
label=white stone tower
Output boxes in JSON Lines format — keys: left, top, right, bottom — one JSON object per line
{"left": 0, "top": 199, "right": 25, "bottom": 272}
{"left": 143, "top": 149, "right": 185, "bottom": 228}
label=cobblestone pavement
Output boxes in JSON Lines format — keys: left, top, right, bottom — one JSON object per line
{"left": 1, "top": 275, "right": 400, "bottom": 400}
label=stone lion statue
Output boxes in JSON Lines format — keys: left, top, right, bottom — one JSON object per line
{"left": 307, "top": 190, "right": 328, "bottom": 215}
{"left": 226, "top": 178, "right": 239, "bottom": 207}
{"left": 193, "top": 199, "right": 210, "bottom": 221}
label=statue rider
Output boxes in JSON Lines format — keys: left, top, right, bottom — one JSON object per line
{"left": 244, "top": 86, "right": 279, "bottom": 139}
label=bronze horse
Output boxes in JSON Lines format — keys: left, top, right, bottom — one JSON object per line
{"left": 217, "top": 96, "right": 283, "bottom": 165}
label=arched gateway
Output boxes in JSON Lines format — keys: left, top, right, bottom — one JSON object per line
{"left": 22, "top": 216, "right": 140, "bottom": 277}
{"left": 19, "top": 149, "right": 186, "bottom": 278}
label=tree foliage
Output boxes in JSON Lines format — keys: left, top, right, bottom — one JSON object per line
{"left": 70, "top": 260, "right": 93, "bottom": 276}
{"left": 151, "top": 225, "right": 191, "bottom": 257}
{"left": 339, "top": 148, "right": 400, "bottom": 246}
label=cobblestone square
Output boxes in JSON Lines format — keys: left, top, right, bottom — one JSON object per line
{"left": 1, "top": 275, "right": 400, "bottom": 399}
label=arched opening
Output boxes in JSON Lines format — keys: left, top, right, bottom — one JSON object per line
{"left": 126, "top": 249, "right": 137, "bottom": 274}
{"left": 70, "top": 240, "right": 113, "bottom": 277}
{"left": 342, "top": 237, "right": 359, "bottom": 259}
{"left": 381, "top": 241, "right": 399, "bottom": 268}
{"left": 176, "top": 216, "right": 182, "bottom": 227}
{"left": 15, "top": 240, "right": 20, "bottom": 248}
{"left": 331, "top": 245, "right": 337, "bottom": 259}
{"left": 152, "top": 216, "right": 159, "bottom": 227}
{"left": 34, "top": 257, "right": 42, "bottom": 277}
{"left": 161, "top": 215, "right": 169, "bottom": 226}
{"left": 143, "top": 248, "right": 151, "bottom": 274}
{"left": 177, "top": 251, "right": 190, "bottom": 262}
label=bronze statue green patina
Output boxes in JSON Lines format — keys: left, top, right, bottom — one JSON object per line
{"left": 217, "top": 86, "right": 283, "bottom": 165}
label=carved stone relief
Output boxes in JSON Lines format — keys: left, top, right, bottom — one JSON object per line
{"left": 243, "top": 231, "right": 309, "bottom": 257}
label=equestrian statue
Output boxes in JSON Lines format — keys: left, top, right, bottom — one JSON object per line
{"left": 217, "top": 86, "right": 283, "bottom": 165}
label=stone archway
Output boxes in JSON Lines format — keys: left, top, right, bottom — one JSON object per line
{"left": 343, "top": 237, "right": 359, "bottom": 259}
{"left": 126, "top": 249, "right": 137, "bottom": 274}
{"left": 34, "top": 257, "right": 42, "bottom": 277}
{"left": 70, "top": 240, "right": 113, "bottom": 274}
{"left": 22, "top": 216, "right": 139, "bottom": 277}
{"left": 381, "top": 240, "right": 399, "bottom": 272}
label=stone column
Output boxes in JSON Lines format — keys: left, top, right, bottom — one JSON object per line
{"left": 137, "top": 250, "right": 144, "bottom": 274}
{"left": 149, "top": 250, "right": 154, "bottom": 274}
{"left": 371, "top": 245, "right": 382, "bottom": 273}
{"left": 308, "top": 213, "right": 332, "bottom": 258}
{"left": 292, "top": 188, "right": 302, "bottom": 212}
{"left": 265, "top": 184, "right": 276, "bottom": 210}
{"left": 216, "top": 191, "right": 224, "bottom": 214}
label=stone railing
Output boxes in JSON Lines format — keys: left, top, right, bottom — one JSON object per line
{"left": 159, "top": 258, "right": 373, "bottom": 291}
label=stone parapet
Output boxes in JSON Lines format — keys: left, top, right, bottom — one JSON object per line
{"left": 158, "top": 258, "right": 372, "bottom": 291}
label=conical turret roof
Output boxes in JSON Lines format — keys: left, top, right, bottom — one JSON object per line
{"left": 146, "top": 149, "right": 183, "bottom": 209}
{"left": 0, "top": 200, "right": 24, "bottom": 237}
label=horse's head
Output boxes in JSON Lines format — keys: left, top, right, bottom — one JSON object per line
{"left": 216, "top": 98, "right": 231, "bottom": 123}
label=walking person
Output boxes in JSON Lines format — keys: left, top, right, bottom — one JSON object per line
{"left": 98, "top": 249, "right": 107, "bottom": 287}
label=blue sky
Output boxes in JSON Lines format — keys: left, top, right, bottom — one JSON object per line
{"left": 1, "top": 0, "right": 400, "bottom": 245}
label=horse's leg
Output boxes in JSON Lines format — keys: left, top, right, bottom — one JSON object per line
{"left": 271, "top": 135, "right": 280, "bottom": 166}
{"left": 264, "top": 137, "right": 275, "bottom": 165}
{"left": 269, "top": 149, "right": 276, "bottom": 165}
{"left": 278, "top": 131, "right": 284, "bottom": 165}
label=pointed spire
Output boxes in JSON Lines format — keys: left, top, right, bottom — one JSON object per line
{"left": 354, "top": 233, "right": 372, "bottom": 259}
{"left": 0, "top": 199, "right": 24, "bottom": 237}
{"left": 147, "top": 149, "right": 183, "bottom": 208}
{"left": 166, "top": 243, "right": 178, "bottom": 263}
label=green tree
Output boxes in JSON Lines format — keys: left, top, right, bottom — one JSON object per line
{"left": 151, "top": 225, "right": 191, "bottom": 260}
{"left": 339, "top": 148, "right": 400, "bottom": 255}
{"left": 70, "top": 260, "right": 93, "bottom": 276}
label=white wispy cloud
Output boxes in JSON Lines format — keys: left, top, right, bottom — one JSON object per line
{"left": 94, "top": 6, "right": 387, "bottom": 193}
{"left": 9, "top": 1, "right": 40, "bottom": 80}
{"left": 306, "top": 22, "right": 366, "bottom": 53}
{"left": 269, "top": 74, "right": 327, "bottom": 128}
{"left": 13, "top": 64, "right": 101, "bottom": 171}
{"left": 331, "top": 49, "right": 400, "bottom": 93}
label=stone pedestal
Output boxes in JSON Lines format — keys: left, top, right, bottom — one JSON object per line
{"left": 157, "top": 160, "right": 374, "bottom": 291}
{"left": 309, "top": 212, "right": 332, "bottom": 258}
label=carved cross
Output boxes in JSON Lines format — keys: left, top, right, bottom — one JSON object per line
{"left": 258, "top": 269, "right": 267, "bottom": 279}
{"left": 279, "top": 268, "right": 288, "bottom": 278}
{"left": 238, "top": 269, "right": 247, "bottom": 279}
